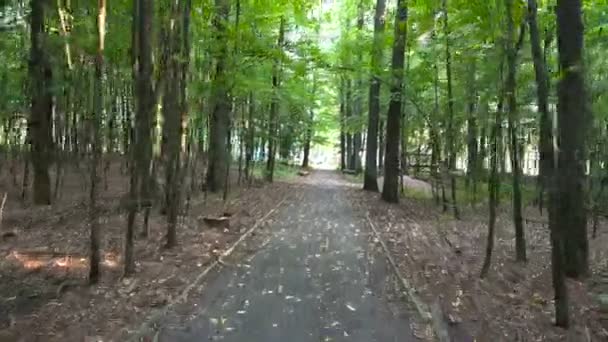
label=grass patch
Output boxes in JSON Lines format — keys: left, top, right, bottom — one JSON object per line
{"left": 341, "top": 170, "right": 363, "bottom": 184}
{"left": 453, "top": 175, "right": 537, "bottom": 207}
{"left": 401, "top": 186, "right": 433, "bottom": 200}
{"left": 251, "top": 161, "right": 300, "bottom": 181}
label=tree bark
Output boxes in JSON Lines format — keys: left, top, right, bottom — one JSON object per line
{"left": 443, "top": 0, "right": 459, "bottom": 219}
{"left": 89, "top": 0, "right": 106, "bottom": 285}
{"left": 302, "top": 75, "right": 316, "bottom": 169}
{"left": 381, "top": 0, "right": 408, "bottom": 203}
{"left": 352, "top": 1, "right": 364, "bottom": 173}
{"left": 363, "top": 0, "right": 386, "bottom": 192}
{"left": 29, "top": 0, "right": 53, "bottom": 205}
{"left": 555, "top": 0, "right": 589, "bottom": 279}
{"left": 162, "top": 0, "right": 188, "bottom": 248}
{"left": 125, "top": 0, "right": 155, "bottom": 276}
{"left": 265, "top": 17, "right": 285, "bottom": 182}
{"left": 465, "top": 59, "right": 478, "bottom": 191}
{"left": 244, "top": 92, "right": 255, "bottom": 180}
{"left": 207, "top": 0, "right": 231, "bottom": 192}
{"left": 481, "top": 62, "right": 505, "bottom": 279}
{"left": 505, "top": 0, "right": 527, "bottom": 262}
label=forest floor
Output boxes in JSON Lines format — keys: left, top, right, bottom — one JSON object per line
{"left": 0, "top": 162, "right": 607, "bottom": 341}
{"left": 356, "top": 174, "right": 608, "bottom": 341}
{"left": 0, "top": 158, "right": 292, "bottom": 341}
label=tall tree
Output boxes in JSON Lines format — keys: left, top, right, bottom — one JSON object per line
{"left": 207, "top": 0, "right": 231, "bottom": 192}
{"left": 442, "top": 0, "right": 459, "bottom": 219}
{"left": 554, "top": 0, "right": 589, "bottom": 279}
{"left": 465, "top": 59, "right": 478, "bottom": 194}
{"left": 504, "top": 0, "right": 526, "bottom": 262}
{"left": 89, "top": 0, "right": 106, "bottom": 285}
{"left": 363, "top": 0, "right": 386, "bottom": 192}
{"left": 528, "top": 0, "right": 568, "bottom": 324}
{"left": 162, "top": 0, "right": 189, "bottom": 248}
{"left": 481, "top": 61, "right": 505, "bottom": 279}
{"left": 302, "top": 74, "right": 316, "bottom": 169}
{"left": 29, "top": 0, "right": 53, "bottom": 205}
{"left": 527, "top": 0, "right": 552, "bottom": 214}
{"left": 382, "top": 0, "right": 408, "bottom": 203}
{"left": 265, "top": 16, "right": 285, "bottom": 182}
{"left": 352, "top": 0, "right": 364, "bottom": 173}
{"left": 125, "top": 0, "right": 155, "bottom": 276}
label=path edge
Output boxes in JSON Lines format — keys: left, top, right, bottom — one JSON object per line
{"left": 126, "top": 197, "right": 287, "bottom": 341}
{"left": 365, "top": 213, "right": 450, "bottom": 342}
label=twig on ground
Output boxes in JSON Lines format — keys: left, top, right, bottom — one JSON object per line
{"left": 0, "top": 192, "right": 7, "bottom": 230}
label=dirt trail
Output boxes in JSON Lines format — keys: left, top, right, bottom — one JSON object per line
{"left": 158, "top": 171, "right": 417, "bottom": 342}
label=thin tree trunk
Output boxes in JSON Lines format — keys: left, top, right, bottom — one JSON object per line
{"left": 265, "top": 17, "right": 285, "bottom": 182}
{"left": 345, "top": 79, "right": 354, "bottom": 170}
{"left": 352, "top": 1, "right": 364, "bottom": 173}
{"left": 481, "top": 54, "right": 506, "bottom": 277}
{"left": 244, "top": 92, "right": 254, "bottom": 180}
{"left": 481, "top": 63, "right": 505, "bottom": 278}
{"left": 125, "top": 0, "right": 155, "bottom": 276}
{"left": 363, "top": 0, "right": 386, "bottom": 192}
{"left": 162, "top": 0, "right": 186, "bottom": 249}
{"left": 89, "top": 0, "right": 106, "bottom": 285}
{"left": 443, "top": 0, "right": 459, "bottom": 219}
{"left": 339, "top": 81, "right": 346, "bottom": 171}
{"left": 302, "top": 75, "right": 316, "bottom": 169}
{"left": 505, "top": 0, "right": 527, "bottom": 262}
{"left": 465, "top": 59, "right": 478, "bottom": 192}
{"left": 528, "top": 0, "right": 552, "bottom": 215}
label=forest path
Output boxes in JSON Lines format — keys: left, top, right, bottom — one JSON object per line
{"left": 159, "top": 170, "right": 416, "bottom": 342}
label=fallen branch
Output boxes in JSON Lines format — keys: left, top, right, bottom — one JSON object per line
{"left": 0, "top": 193, "right": 6, "bottom": 230}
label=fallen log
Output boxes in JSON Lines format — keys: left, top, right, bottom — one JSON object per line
{"left": 202, "top": 216, "right": 230, "bottom": 229}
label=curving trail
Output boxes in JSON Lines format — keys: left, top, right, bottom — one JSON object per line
{"left": 160, "top": 171, "right": 416, "bottom": 342}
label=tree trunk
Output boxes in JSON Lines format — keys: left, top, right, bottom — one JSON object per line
{"left": 340, "top": 83, "right": 346, "bottom": 171}
{"left": 125, "top": 0, "right": 155, "bottom": 277}
{"left": 302, "top": 74, "right": 316, "bottom": 169}
{"left": 162, "top": 0, "right": 188, "bottom": 249}
{"left": 345, "top": 79, "right": 354, "bottom": 170}
{"left": 505, "top": 0, "right": 527, "bottom": 262}
{"left": 528, "top": 0, "right": 552, "bottom": 218}
{"left": 89, "top": 0, "right": 106, "bottom": 285}
{"left": 207, "top": 0, "right": 231, "bottom": 192}
{"left": 381, "top": 0, "right": 408, "bottom": 203}
{"left": 465, "top": 59, "right": 478, "bottom": 191}
{"left": 481, "top": 63, "right": 505, "bottom": 279}
{"left": 352, "top": 1, "right": 364, "bottom": 173}
{"left": 29, "top": 0, "right": 53, "bottom": 205}
{"left": 265, "top": 17, "right": 285, "bottom": 182}
{"left": 244, "top": 92, "right": 255, "bottom": 180}
{"left": 555, "top": 0, "right": 589, "bottom": 279}
{"left": 443, "top": 0, "right": 459, "bottom": 219}
{"left": 363, "top": 0, "right": 386, "bottom": 191}
{"left": 378, "top": 119, "right": 384, "bottom": 170}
